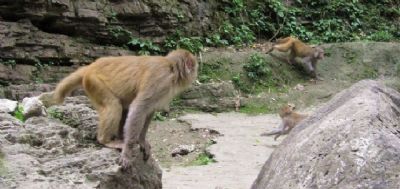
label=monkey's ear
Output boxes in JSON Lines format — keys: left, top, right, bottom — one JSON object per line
{"left": 184, "top": 57, "right": 195, "bottom": 73}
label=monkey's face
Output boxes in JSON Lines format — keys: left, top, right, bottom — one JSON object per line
{"left": 279, "top": 103, "right": 295, "bottom": 117}
{"left": 287, "top": 103, "right": 296, "bottom": 111}
{"left": 315, "top": 47, "right": 324, "bottom": 59}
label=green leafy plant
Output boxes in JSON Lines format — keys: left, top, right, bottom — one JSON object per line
{"left": 0, "top": 59, "right": 16, "bottom": 68}
{"left": 368, "top": 30, "right": 394, "bottom": 42}
{"left": 192, "top": 152, "right": 216, "bottom": 166}
{"left": 219, "top": 22, "right": 256, "bottom": 46}
{"left": 31, "top": 59, "right": 49, "bottom": 84}
{"left": 243, "top": 54, "right": 272, "bottom": 82}
{"left": 224, "top": 0, "right": 245, "bottom": 17}
{"left": 13, "top": 105, "right": 24, "bottom": 122}
{"left": 105, "top": 0, "right": 400, "bottom": 53}
{"left": 205, "top": 34, "right": 229, "bottom": 47}
{"left": 231, "top": 73, "right": 251, "bottom": 93}
{"left": 107, "top": 10, "right": 118, "bottom": 22}
{"left": 128, "top": 38, "right": 161, "bottom": 55}
{"left": 48, "top": 107, "right": 63, "bottom": 120}
{"left": 165, "top": 31, "right": 204, "bottom": 53}
{"left": 108, "top": 26, "right": 132, "bottom": 40}
{"left": 153, "top": 112, "right": 167, "bottom": 121}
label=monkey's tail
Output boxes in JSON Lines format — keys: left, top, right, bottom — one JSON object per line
{"left": 260, "top": 130, "right": 281, "bottom": 137}
{"left": 53, "top": 66, "right": 87, "bottom": 104}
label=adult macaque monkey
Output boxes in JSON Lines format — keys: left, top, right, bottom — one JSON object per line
{"left": 266, "top": 36, "right": 325, "bottom": 79}
{"left": 40, "top": 49, "right": 198, "bottom": 168}
{"left": 261, "top": 103, "right": 308, "bottom": 140}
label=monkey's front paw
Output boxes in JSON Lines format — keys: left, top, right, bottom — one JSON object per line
{"left": 140, "top": 140, "right": 151, "bottom": 161}
{"left": 118, "top": 146, "right": 139, "bottom": 169}
{"left": 119, "top": 155, "right": 133, "bottom": 169}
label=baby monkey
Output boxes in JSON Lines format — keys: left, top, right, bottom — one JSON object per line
{"left": 261, "top": 103, "right": 308, "bottom": 140}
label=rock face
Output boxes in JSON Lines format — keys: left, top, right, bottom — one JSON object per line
{"left": 0, "top": 0, "right": 224, "bottom": 87}
{"left": 0, "top": 0, "right": 223, "bottom": 44}
{"left": 181, "top": 81, "right": 240, "bottom": 112}
{"left": 0, "top": 19, "right": 134, "bottom": 85}
{"left": 252, "top": 80, "right": 400, "bottom": 189}
{"left": 0, "top": 99, "right": 162, "bottom": 189}
{"left": 0, "top": 0, "right": 225, "bottom": 86}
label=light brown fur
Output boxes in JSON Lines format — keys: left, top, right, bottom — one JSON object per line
{"left": 267, "top": 36, "right": 324, "bottom": 79}
{"left": 261, "top": 103, "right": 308, "bottom": 140}
{"left": 40, "top": 49, "right": 198, "bottom": 168}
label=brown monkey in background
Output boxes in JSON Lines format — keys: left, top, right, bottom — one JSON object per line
{"left": 40, "top": 49, "right": 198, "bottom": 168}
{"left": 261, "top": 103, "right": 308, "bottom": 140}
{"left": 266, "top": 36, "right": 325, "bottom": 79}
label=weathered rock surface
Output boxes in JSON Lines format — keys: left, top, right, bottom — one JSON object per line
{"left": 0, "top": 0, "right": 227, "bottom": 85}
{"left": 21, "top": 96, "right": 47, "bottom": 119}
{"left": 0, "top": 99, "right": 17, "bottom": 113}
{"left": 1, "top": 81, "right": 240, "bottom": 112}
{"left": 0, "top": 19, "right": 134, "bottom": 85}
{"left": 0, "top": 0, "right": 224, "bottom": 73}
{"left": 181, "top": 81, "right": 240, "bottom": 112}
{"left": 0, "top": 102, "right": 162, "bottom": 188}
{"left": 252, "top": 80, "right": 400, "bottom": 189}
{"left": 0, "top": 0, "right": 223, "bottom": 44}
{"left": 48, "top": 102, "right": 98, "bottom": 141}
{"left": 0, "top": 84, "right": 87, "bottom": 101}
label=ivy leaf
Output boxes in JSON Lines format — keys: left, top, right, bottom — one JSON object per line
{"left": 277, "top": 11, "right": 284, "bottom": 18}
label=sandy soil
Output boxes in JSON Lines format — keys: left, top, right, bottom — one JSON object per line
{"left": 161, "top": 112, "right": 284, "bottom": 189}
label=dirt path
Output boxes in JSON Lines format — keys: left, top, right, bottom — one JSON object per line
{"left": 162, "top": 112, "right": 283, "bottom": 189}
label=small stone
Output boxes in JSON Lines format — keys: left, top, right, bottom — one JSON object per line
{"left": 21, "top": 96, "right": 47, "bottom": 119}
{"left": 294, "top": 84, "right": 305, "bottom": 91}
{"left": 0, "top": 99, "right": 18, "bottom": 113}
{"left": 171, "top": 144, "right": 195, "bottom": 157}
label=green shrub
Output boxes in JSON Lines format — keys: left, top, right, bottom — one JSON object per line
{"left": 368, "top": 30, "right": 394, "bottom": 42}
{"left": 164, "top": 31, "right": 204, "bottom": 53}
{"left": 243, "top": 54, "right": 271, "bottom": 82}
{"left": 128, "top": 38, "right": 161, "bottom": 55}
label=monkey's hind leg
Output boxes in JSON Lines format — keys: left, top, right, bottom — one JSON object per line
{"left": 274, "top": 126, "right": 293, "bottom": 140}
{"left": 83, "top": 75, "right": 124, "bottom": 149}
{"left": 97, "top": 99, "right": 124, "bottom": 149}
{"left": 139, "top": 111, "right": 154, "bottom": 160}
{"left": 273, "top": 39, "right": 293, "bottom": 52}
{"left": 261, "top": 122, "right": 284, "bottom": 137}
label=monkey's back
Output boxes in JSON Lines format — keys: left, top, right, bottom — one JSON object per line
{"left": 84, "top": 56, "right": 175, "bottom": 106}
{"left": 292, "top": 40, "right": 314, "bottom": 57}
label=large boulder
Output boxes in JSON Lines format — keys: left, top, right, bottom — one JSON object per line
{"left": 252, "top": 80, "right": 400, "bottom": 189}
{"left": 0, "top": 102, "right": 162, "bottom": 188}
